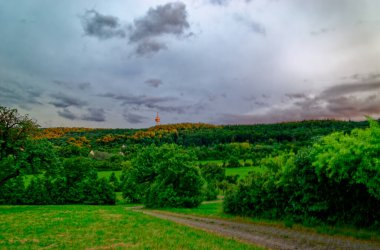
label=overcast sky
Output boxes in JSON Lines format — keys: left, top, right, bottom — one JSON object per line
{"left": 1, "top": 0, "right": 380, "bottom": 128}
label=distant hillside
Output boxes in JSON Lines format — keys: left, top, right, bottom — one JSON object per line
{"left": 35, "top": 120, "right": 369, "bottom": 150}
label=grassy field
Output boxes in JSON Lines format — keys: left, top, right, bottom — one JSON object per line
{"left": 0, "top": 205, "right": 260, "bottom": 249}
{"left": 97, "top": 170, "right": 123, "bottom": 180}
{"left": 98, "top": 165, "right": 258, "bottom": 181}
{"left": 225, "top": 167, "right": 256, "bottom": 179}
{"left": 163, "top": 202, "right": 380, "bottom": 242}
{"left": 198, "top": 159, "right": 253, "bottom": 166}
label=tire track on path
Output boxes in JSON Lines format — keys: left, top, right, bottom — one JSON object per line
{"left": 134, "top": 209, "right": 380, "bottom": 250}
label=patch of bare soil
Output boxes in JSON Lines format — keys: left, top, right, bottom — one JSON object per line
{"left": 138, "top": 210, "right": 380, "bottom": 250}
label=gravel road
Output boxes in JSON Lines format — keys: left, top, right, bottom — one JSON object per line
{"left": 137, "top": 209, "right": 380, "bottom": 250}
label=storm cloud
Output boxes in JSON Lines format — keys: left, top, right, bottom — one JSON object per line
{"left": 49, "top": 93, "right": 87, "bottom": 108}
{"left": 0, "top": 80, "right": 42, "bottom": 110}
{"left": 53, "top": 80, "right": 92, "bottom": 91}
{"left": 1, "top": 0, "right": 380, "bottom": 128}
{"left": 319, "top": 81, "right": 380, "bottom": 99}
{"left": 145, "top": 78, "right": 163, "bottom": 88}
{"left": 100, "top": 93, "right": 176, "bottom": 107}
{"left": 234, "top": 15, "right": 266, "bottom": 36}
{"left": 81, "top": 10, "right": 126, "bottom": 39}
{"left": 81, "top": 108, "right": 106, "bottom": 122}
{"left": 209, "top": 0, "right": 252, "bottom": 5}
{"left": 123, "top": 112, "right": 147, "bottom": 124}
{"left": 128, "top": 2, "right": 190, "bottom": 55}
{"left": 221, "top": 80, "right": 380, "bottom": 124}
{"left": 57, "top": 108, "right": 77, "bottom": 120}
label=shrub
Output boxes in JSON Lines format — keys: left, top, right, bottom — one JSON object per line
{"left": 121, "top": 144, "right": 204, "bottom": 208}
{"left": 0, "top": 176, "right": 25, "bottom": 204}
{"left": 224, "top": 120, "right": 380, "bottom": 228}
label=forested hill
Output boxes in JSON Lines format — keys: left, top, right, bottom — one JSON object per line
{"left": 36, "top": 120, "right": 369, "bottom": 150}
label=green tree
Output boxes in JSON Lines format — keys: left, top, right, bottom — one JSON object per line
{"left": 122, "top": 144, "right": 204, "bottom": 208}
{"left": 224, "top": 119, "right": 380, "bottom": 227}
{"left": 0, "top": 106, "right": 58, "bottom": 186}
{"left": 108, "top": 172, "right": 120, "bottom": 192}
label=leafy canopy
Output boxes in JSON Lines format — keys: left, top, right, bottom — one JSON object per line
{"left": 0, "top": 106, "right": 57, "bottom": 186}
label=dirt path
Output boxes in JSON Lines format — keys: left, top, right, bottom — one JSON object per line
{"left": 136, "top": 209, "right": 380, "bottom": 250}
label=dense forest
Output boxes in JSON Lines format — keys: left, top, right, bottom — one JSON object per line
{"left": 1, "top": 106, "right": 379, "bottom": 228}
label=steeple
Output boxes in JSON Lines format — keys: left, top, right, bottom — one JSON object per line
{"left": 155, "top": 112, "right": 160, "bottom": 126}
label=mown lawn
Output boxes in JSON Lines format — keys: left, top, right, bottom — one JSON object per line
{"left": 0, "top": 205, "right": 259, "bottom": 250}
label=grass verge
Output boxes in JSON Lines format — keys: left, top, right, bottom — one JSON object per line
{"left": 162, "top": 202, "right": 380, "bottom": 243}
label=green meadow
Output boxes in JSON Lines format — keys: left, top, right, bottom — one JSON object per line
{"left": 0, "top": 205, "right": 260, "bottom": 250}
{"left": 97, "top": 165, "right": 257, "bottom": 181}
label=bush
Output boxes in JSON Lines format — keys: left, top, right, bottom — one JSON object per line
{"left": 108, "top": 172, "right": 121, "bottom": 192}
{"left": 0, "top": 176, "right": 25, "bottom": 204}
{"left": 199, "top": 163, "right": 226, "bottom": 200}
{"left": 224, "top": 120, "right": 380, "bottom": 228}
{"left": 227, "top": 156, "right": 241, "bottom": 168}
{"left": 6, "top": 157, "right": 117, "bottom": 205}
{"left": 121, "top": 144, "right": 204, "bottom": 208}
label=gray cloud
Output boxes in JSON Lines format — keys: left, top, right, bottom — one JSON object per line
{"left": 319, "top": 81, "right": 380, "bottom": 99}
{"left": 209, "top": 0, "right": 252, "bottom": 5}
{"left": 128, "top": 2, "right": 190, "bottom": 55}
{"left": 145, "top": 78, "right": 163, "bottom": 88}
{"left": 234, "top": 15, "right": 266, "bottom": 36}
{"left": 345, "top": 72, "right": 380, "bottom": 82}
{"left": 49, "top": 93, "right": 88, "bottom": 108}
{"left": 81, "top": 108, "right": 106, "bottom": 122}
{"left": 100, "top": 93, "right": 177, "bottom": 107}
{"left": 53, "top": 80, "right": 92, "bottom": 91}
{"left": 285, "top": 93, "right": 308, "bottom": 100}
{"left": 100, "top": 92, "right": 201, "bottom": 114}
{"left": 136, "top": 40, "right": 167, "bottom": 56}
{"left": 123, "top": 112, "right": 147, "bottom": 124}
{"left": 0, "top": 80, "right": 42, "bottom": 109}
{"left": 81, "top": 10, "right": 126, "bottom": 39}
{"left": 220, "top": 80, "right": 380, "bottom": 124}
{"left": 311, "top": 27, "right": 335, "bottom": 36}
{"left": 209, "top": 0, "right": 230, "bottom": 5}
{"left": 57, "top": 108, "right": 77, "bottom": 120}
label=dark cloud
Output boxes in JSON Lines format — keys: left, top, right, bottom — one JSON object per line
{"left": 100, "top": 93, "right": 177, "bottom": 107}
{"left": 220, "top": 80, "right": 380, "bottom": 124}
{"left": 123, "top": 112, "right": 147, "bottom": 124}
{"left": 81, "top": 10, "right": 126, "bottom": 40}
{"left": 327, "top": 95, "right": 380, "bottom": 116}
{"left": 81, "top": 108, "right": 106, "bottom": 122}
{"left": 209, "top": 0, "right": 252, "bottom": 5}
{"left": 145, "top": 103, "right": 186, "bottom": 114}
{"left": 145, "top": 78, "right": 163, "bottom": 88}
{"left": 345, "top": 72, "right": 380, "bottom": 82}
{"left": 234, "top": 15, "right": 266, "bottom": 36}
{"left": 0, "top": 80, "right": 42, "bottom": 109}
{"left": 57, "top": 108, "right": 77, "bottom": 120}
{"left": 53, "top": 80, "right": 91, "bottom": 91}
{"left": 209, "top": 0, "right": 230, "bottom": 5}
{"left": 78, "top": 82, "right": 91, "bottom": 90}
{"left": 319, "top": 81, "right": 380, "bottom": 99}
{"left": 136, "top": 40, "right": 167, "bottom": 56}
{"left": 128, "top": 2, "right": 190, "bottom": 55}
{"left": 310, "top": 28, "right": 335, "bottom": 36}
{"left": 285, "top": 93, "right": 308, "bottom": 100}
{"left": 100, "top": 92, "right": 201, "bottom": 114}
{"left": 49, "top": 93, "right": 87, "bottom": 108}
